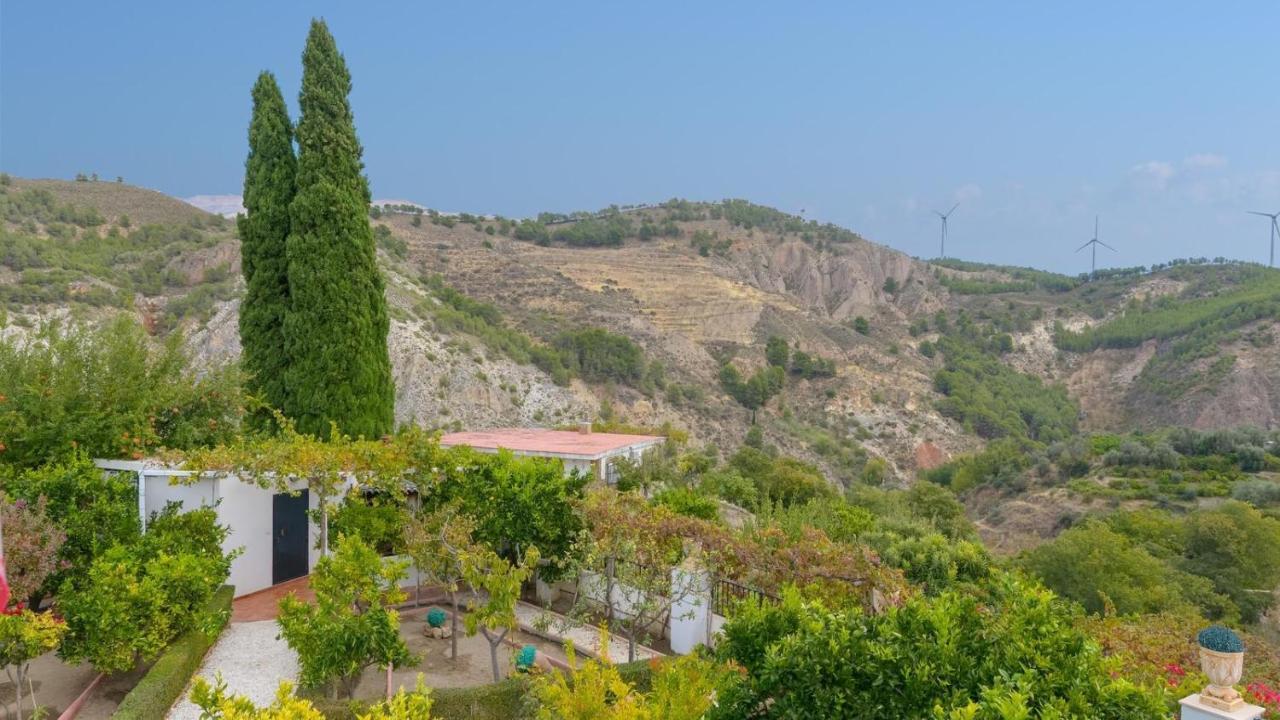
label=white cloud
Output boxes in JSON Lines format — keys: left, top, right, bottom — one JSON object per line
{"left": 1129, "top": 161, "right": 1176, "bottom": 191}
{"left": 1183, "top": 153, "right": 1227, "bottom": 170}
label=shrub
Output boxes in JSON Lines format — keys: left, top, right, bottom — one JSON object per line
{"left": 552, "top": 328, "right": 645, "bottom": 384}
{"left": 58, "top": 507, "right": 233, "bottom": 674}
{"left": 1197, "top": 625, "right": 1245, "bottom": 653}
{"left": 277, "top": 536, "right": 414, "bottom": 698}
{"left": 114, "top": 585, "right": 234, "bottom": 720}
{"left": 6, "top": 454, "right": 140, "bottom": 595}
{"left": 1021, "top": 521, "right": 1235, "bottom": 619}
{"left": 652, "top": 487, "right": 720, "bottom": 521}
{"left": 710, "top": 576, "right": 1166, "bottom": 719}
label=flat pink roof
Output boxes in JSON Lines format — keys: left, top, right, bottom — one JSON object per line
{"left": 438, "top": 428, "right": 664, "bottom": 459}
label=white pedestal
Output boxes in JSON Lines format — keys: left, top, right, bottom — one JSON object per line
{"left": 1180, "top": 694, "right": 1264, "bottom": 720}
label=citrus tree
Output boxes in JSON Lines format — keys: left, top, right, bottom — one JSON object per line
{"left": 403, "top": 505, "right": 474, "bottom": 661}
{"left": 0, "top": 610, "right": 67, "bottom": 720}
{"left": 276, "top": 535, "right": 414, "bottom": 698}
{"left": 460, "top": 545, "right": 540, "bottom": 682}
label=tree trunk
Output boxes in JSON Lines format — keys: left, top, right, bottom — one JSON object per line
{"left": 449, "top": 590, "right": 459, "bottom": 661}
{"left": 318, "top": 486, "right": 330, "bottom": 558}
{"left": 605, "top": 557, "right": 616, "bottom": 625}
{"left": 628, "top": 624, "right": 637, "bottom": 662}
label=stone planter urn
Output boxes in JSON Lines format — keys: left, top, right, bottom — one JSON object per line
{"left": 1197, "top": 625, "right": 1246, "bottom": 712}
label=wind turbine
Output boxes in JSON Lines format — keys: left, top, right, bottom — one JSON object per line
{"left": 1075, "top": 215, "right": 1115, "bottom": 278}
{"left": 934, "top": 203, "right": 959, "bottom": 258}
{"left": 1247, "top": 210, "right": 1279, "bottom": 267}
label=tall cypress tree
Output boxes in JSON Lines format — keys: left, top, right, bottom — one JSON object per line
{"left": 284, "top": 19, "right": 395, "bottom": 439}
{"left": 238, "top": 71, "right": 296, "bottom": 426}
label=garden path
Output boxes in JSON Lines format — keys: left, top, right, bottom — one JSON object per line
{"left": 165, "top": 619, "right": 299, "bottom": 720}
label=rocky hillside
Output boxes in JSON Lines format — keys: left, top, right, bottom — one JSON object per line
{"left": 3, "top": 176, "right": 1278, "bottom": 492}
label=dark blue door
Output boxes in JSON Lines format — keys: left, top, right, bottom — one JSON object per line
{"left": 272, "top": 490, "right": 309, "bottom": 585}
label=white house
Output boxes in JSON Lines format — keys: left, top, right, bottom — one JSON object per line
{"left": 91, "top": 428, "right": 663, "bottom": 598}
{"left": 94, "top": 460, "right": 335, "bottom": 598}
{"left": 438, "top": 426, "right": 664, "bottom": 484}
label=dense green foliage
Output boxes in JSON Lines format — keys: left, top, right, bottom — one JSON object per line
{"left": 1024, "top": 503, "right": 1280, "bottom": 623}
{"left": 933, "top": 258, "right": 1080, "bottom": 293}
{"left": 113, "top": 585, "right": 233, "bottom": 720}
{"left": 727, "top": 446, "right": 833, "bottom": 507}
{"left": 277, "top": 535, "right": 413, "bottom": 697}
{"left": 710, "top": 577, "right": 1165, "bottom": 719}
{"left": 1054, "top": 268, "right": 1280, "bottom": 352}
{"left": 0, "top": 316, "right": 242, "bottom": 469}
{"left": 283, "top": 20, "right": 394, "bottom": 439}
{"left": 933, "top": 335, "right": 1078, "bottom": 443}
{"left": 719, "top": 363, "right": 784, "bottom": 411}
{"left": 553, "top": 327, "right": 645, "bottom": 384}
{"left": 1022, "top": 520, "right": 1234, "bottom": 618}
{"left": 5, "top": 455, "right": 141, "bottom": 595}
{"left": 238, "top": 71, "right": 297, "bottom": 424}
{"left": 58, "top": 504, "right": 233, "bottom": 673}
{"left": 421, "top": 448, "right": 588, "bottom": 579}
{"left": 327, "top": 488, "right": 409, "bottom": 555}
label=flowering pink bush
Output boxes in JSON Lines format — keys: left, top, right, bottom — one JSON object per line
{"left": 1246, "top": 682, "right": 1279, "bottom": 718}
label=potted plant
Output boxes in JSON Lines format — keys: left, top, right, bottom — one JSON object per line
{"left": 1197, "top": 625, "right": 1246, "bottom": 711}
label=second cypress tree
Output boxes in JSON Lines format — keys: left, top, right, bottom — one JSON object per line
{"left": 239, "top": 71, "right": 296, "bottom": 425}
{"left": 284, "top": 19, "right": 395, "bottom": 438}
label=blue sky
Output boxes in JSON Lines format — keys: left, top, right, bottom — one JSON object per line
{"left": 3, "top": 2, "right": 1278, "bottom": 273}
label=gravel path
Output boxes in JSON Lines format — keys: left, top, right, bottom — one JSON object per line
{"left": 166, "top": 620, "right": 298, "bottom": 719}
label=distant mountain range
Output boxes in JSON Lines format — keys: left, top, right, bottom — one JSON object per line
{"left": 183, "top": 194, "right": 432, "bottom": 218}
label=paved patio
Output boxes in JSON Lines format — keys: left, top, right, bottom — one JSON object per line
{"left": 231, "top": 576, "right": 313, "bottom": 622}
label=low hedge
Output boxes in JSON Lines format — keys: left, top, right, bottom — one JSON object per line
{"left": 311, "top": 658, "right": 655, "bottom": 719}
{"left": 113, "top": 584, "right": 235, "bottom": 720}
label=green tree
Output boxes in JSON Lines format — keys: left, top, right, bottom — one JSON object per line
{"left": 0, "top": 610, "right": 67, "bottom": 720}
{"left": 239, "top": 71, "right": 297, "bottom": 426}
{"left": 1020, "top": 521, "right": 1234, "bottom": 618}
{"left": 764, "top": 336, "right": 790, "bottom": 368}
{"left": 0, "top": 317, "right": 242, "bottom": 469}
{"left": 58, "top": 507, "right": 232, "bottom": 675}
{"left": 460, "top": 546, "right": 538, "bottom": 682}
{"left": 284, "top": 19, "right": 394, "bottom": 439}
{"left": 1181, "top": 501, "right": 1280, "bottom": 623}
{"left": 277, "top": 535, "right": 413, "bottom": 698}
{"left": 403, "top": 507, "right": 475, "bottom": 662}
{"left": 424, "top": 448, "right": 587, "bottom": 579}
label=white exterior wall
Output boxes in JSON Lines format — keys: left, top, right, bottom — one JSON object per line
{"left": 139, "top": 472, "right": 329, "bottom": 597}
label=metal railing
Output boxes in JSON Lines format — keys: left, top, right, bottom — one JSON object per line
{"left": 710, "top": 576, "right": 778, "bottom": 616}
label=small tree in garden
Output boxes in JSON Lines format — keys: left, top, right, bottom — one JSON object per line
{"left": 58, "top": 506, "right": 234, "bottom": 674}
{"left": 460, "top": 545, "right": 540, "bottom": 682}
{"left": 277, "top": 535, "right": 414, "bottom": 698}
{"left": 404, "top": 506, "right": 475, "bottom": 661}
{"left": 424, "top": 448, "right": 587, "bottom": 580}
{"left": 0, "top": 610, "right": 67, "bottom": 720}
{"left": 0, "top": 495, "right": 65, "bottom": 609}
